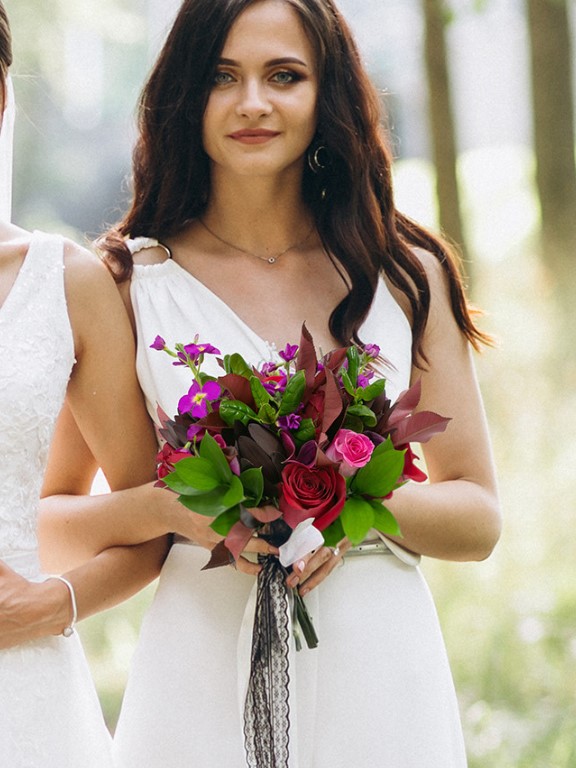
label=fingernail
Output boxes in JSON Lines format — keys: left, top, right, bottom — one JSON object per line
{"left": 300, "top": 587, "right": 310, "bottom": 596}
{"left": 295, "top": 560, "right": 305, "bottom": 573}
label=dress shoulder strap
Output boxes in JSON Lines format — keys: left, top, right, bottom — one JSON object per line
{"left": 126, "top": 237, "right": 172, "bottom": 261}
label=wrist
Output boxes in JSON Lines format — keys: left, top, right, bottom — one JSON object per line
{"left": 38, "top": 578, "right": 74, "bottom": 636}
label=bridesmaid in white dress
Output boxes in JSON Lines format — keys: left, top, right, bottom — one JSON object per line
{"left": 0, "top": 6, "right": 168, "bottom": 765}
{"left": 102, "top": 1, "right": 498, "bottom": 765}
{"left": 16, "top": 0, "right": 499, "bottom": 766}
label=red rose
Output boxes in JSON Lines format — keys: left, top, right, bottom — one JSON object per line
{"left": 156, "top": 443, "right": 191, "bottom": 481}
{"left": 279, "top": 462, "right": 346, "bottom": 531}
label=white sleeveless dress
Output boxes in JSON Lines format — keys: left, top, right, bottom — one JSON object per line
{"left": 0, "top": 231, "right": 114, "bottom": 768}
{"left": 113, "top": 253, "right": 468, "bottom": 768}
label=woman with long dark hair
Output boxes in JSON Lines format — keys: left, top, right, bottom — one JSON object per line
{"left": 93, "top": 0, "right": 499, "bottom": 765}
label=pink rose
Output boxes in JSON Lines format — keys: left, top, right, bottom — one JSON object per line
{"left": 279, "top": 462, "right": 346, "bottom": 531}
{"left": 325, "top": 429, "right": 375, "bottom": 476}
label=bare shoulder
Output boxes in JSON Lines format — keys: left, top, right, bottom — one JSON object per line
{"left": 0, "top": 222, "right": 32, "bottom": 262}
{"left": 62, "top": 238, "right": 119, "bottom": 299}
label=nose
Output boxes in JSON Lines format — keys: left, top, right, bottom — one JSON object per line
{"left": 235, "top": 78, "right": 273, "bottom": 119}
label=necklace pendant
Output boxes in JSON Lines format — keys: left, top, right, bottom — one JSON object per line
{"left": 268, "top": 256, "right": 276, "bottom": 264}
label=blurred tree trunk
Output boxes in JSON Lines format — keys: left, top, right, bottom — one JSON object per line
{"left": 421, "top": 0, "right": 469, "bottom": 273}
{"left": 526, "top": 0, "right": 576, "bottom": 273}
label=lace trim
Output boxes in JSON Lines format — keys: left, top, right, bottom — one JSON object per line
{"left": 243, "top": 556, "right": 291, "bottom": 768}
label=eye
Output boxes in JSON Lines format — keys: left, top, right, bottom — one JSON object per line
{"left": 213, "top": 71, "right": 234, "bottom": 86}
{"left": 270, "top": 70, "right": 301, "bottom": 85}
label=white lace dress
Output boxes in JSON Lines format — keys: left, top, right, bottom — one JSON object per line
{"left": 0, "top": 231, "right": 114, "bottom": 767}
{"left": 113, "top": 249, "right": 468, "bottom": 768}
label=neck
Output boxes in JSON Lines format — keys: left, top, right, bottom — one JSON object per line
{"left": 204, "top": 166, "right": 313, "bottom": 255}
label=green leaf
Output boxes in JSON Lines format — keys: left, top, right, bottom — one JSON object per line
{"left": 346, "top": 345, "right": 360, "bottom": 386}
{"left": 293, "top": 417, "right": 316, "bottom": 443}
{"left": 171, "top": 456, "right": 221, "bottom": 491}
{"left": 210, "top": 505, "right": 242, "bottom": 536}
{"left": 321, "top": 517, "right": 345, "bottom": 548}
{"left": 340, "top": 369, "right": 356, "bottom": 397}
{"left": 225, "top": 353, "right": 252, "bottom": 377}
{"left": 340, "top": 497, "right": 375, "bottom": 545}
{"left": 277, "top": 369, "right": 306, "bottom": 417}
{"left": 352, "top": 442, "right": 406, "bottom": 497}
{"left": 346, "top": 404, "right": 377, "bottom": 427}
{"left": 371, "top": 502, "right": 402, "bottom": 537}
{"left": 219, "top": 399, "right": 259, "bottom": 427}
{"left": 343, "top": 414, "right": 364, "bottom": 432}
{"left": 257, "top": 403, "right": 277, "bottom": 424}
{"left": 240, "top": 467, "right": 264, "bottom": 507}
{"left": 178, "top": 475, "right": 245, "bottom": 516}
{"left": 357, "top": 378, "right": 386, "bottom": 401}
{"left": 162, "top": 472, "right": 205, "bottom": 496}
{"left": 198, "top": 433, "right": 232, "bottom": 484}
{"left": 250, "top": 375, "right": 271, "bottom": 409}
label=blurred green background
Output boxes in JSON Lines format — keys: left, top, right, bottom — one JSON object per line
{"left": 6, "top": 0, "right": 576, "bottom": 765}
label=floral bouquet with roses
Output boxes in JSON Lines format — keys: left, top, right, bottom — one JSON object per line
{"left": 152, "top": 325, "right": 450, "bottom": 645}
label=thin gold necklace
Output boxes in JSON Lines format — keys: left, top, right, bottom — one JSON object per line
{"left": 199, "top": 218, "right": 314, "bottom": 265}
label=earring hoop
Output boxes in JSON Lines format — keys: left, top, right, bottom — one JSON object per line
{"left": 307, "top": 144, "right": 330, "bottom": 174}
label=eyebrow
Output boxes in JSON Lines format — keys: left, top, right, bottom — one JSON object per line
{"left": 218, "top": 57, "right": 310, "bottom": 68}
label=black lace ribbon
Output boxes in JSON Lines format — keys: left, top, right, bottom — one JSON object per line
{"left": 243, "top": 556, "right": 291, "bottom": 768}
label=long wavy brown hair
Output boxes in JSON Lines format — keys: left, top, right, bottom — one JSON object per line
{"left": 99, "top": 0, "right": 489, "bottom": 362}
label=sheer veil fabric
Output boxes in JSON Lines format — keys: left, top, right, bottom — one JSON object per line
{"left": 0, "top": 76, "right": 15, "bottom": 222}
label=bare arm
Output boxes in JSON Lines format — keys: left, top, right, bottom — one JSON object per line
{"left": 383, "top": 251, "right": 501, "bottom": 561}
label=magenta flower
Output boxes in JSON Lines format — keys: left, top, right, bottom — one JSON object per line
{"left": 357, "top": 370, "right": 375, "bottom": 388}
{"left": 279, "top": 343, "right": 299, "bottom": 363}
{"left": 178, "top": 380, "right": 221, "bottom": 418}
{"left": 277, "top": 413, "right": 302, "bottom": 431}
{"left": 364, "top": 343, "right": 380, "bottom": 359}
{"left": 174, "top": 342, "right": 221, "bottom": 366}
{"left": 150, "top": 335, "right": 166, "bottom": 351}
{"left": 259, "top": 361, "right": 280, "bottom": 376}
{"left": 325, "top": 429, "right": 375, "bottom": 477}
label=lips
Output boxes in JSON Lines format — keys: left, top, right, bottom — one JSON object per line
{"left": 228, "top": 129, "right": 280, "bottom": 144}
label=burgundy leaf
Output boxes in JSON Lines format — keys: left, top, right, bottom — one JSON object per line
{"left": 388, "top": 380, "right": 422, "bottom": 426}
{"left": 391, "top": 411, "right": 451, "bottom": 445}
{"left": 322, "top": 347, "right": 348, "bottom": 373}
{"left": 320, "top": 368, "right": 345, "bottom": 436}
{"left": 225, "top": 521, "right": 255, "bottom": 562}
{"left": 218, "top": 373, "right": 256, "bottom": 408}
{"left": 249, "top": 506, "right": 282, "bottom": 524}
{"left": 201, "top": 540, "right": 232, "bottom": 570}
{"left": 296, "top": 323, "right": 318, "bottom": 388}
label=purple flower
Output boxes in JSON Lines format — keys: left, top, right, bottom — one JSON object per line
{"left": 364, "top": 343, "right": 380, "bottom": 359}
{"left": 178, "top": 380, "right": 221, "bottom": 418}
{"left": 357, "top": 370, "right": 375, "bottom": 388}
{"left": 259, "top": 361, "right": 279, "bottom": 376}
{"left": 150, "top": 335, "right": 166, "bottom": 351}
{"left": 174, "top": 342, "right": 221, "bottom": 366}
{"left": 279, "top": 343, "right": 299, "bottom": 363}
{"left": 277, "top": 413, "right": 302, "bottom": 431}
{"left": 184, "top": 342, "right": 221, "bottom": 358}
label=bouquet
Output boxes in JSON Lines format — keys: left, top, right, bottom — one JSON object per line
{"left": 152, "top": 325, "right": 449, "bottom": 624}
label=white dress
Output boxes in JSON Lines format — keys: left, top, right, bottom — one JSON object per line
{"left": 113, "top": 252, "right": 468, "bottom": 768}
{"left": 0, "top": 231, "right": 115, "bottom": 768}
